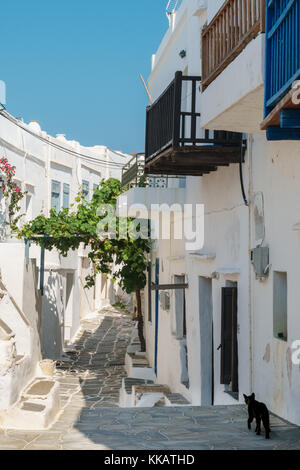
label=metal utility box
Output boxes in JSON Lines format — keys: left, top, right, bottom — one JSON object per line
{"left": 251, "top": 247, "right": 270, "bottom": 280}
{"left": 159, "top": 291, "right": 170, "bottom": 311}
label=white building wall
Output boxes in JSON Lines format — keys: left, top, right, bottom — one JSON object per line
{"left": 141, "top": 0, "right": 300, "bottom": 424}
{"left": 141, "top": 0, "right": 251, "bottom": 406}
{"left": 0, "top": 111, "right": 129, "bottom": 407}
{"left": 207, "top": 0, "right": 225, "bottom": 23}
{"left": 250, "top": 135, "right": 300, "bottom": 425}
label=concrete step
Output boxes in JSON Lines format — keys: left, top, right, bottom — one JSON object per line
{"left": 124, "top": 351, "right": 155, "bottom": 381}
{"left": 119, "top": 378, "right": 154, "bottom": 407}
{"left": 0, "top": 377, "right": 61, "bottom": 430}
{"left": 164, "top": 393, "right": 191, "bottom": 406}
{"left": 119, "top": 378, "right": 191, "bottom": 408}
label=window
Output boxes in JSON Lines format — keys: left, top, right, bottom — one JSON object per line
{"left": 179, "top": 177, "right": 186, "bottom": 188}
{"left": 93, "top": 183, "right": 98, "bottom": 193}
{"left": 51, "top": 180, "right": 61, "bottom": 212}
{"left": 174, "top": 275, "right": 189, "bottom": 388}
{"left": 63, "top": 183, "right": 70, "bottom": 209}
{"left": 82, "top": 180, "right": 89, "bottom": 201}
{"left": 273, "top": 272, "right": 288, "bottom": 341}
{"left": 25, "top": 194, "right": 32, "bottom": 221}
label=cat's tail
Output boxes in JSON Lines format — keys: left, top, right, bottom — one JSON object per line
{"left": 264, "top": 410, "right": 271, "bottom": 433}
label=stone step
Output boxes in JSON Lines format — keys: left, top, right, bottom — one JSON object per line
{"left": 119, "top": 378, "right": 154, "bottom": 407}
{"left": 119, "top": 378, "right": 191, "bottom": 408}
{"left": 0, "top": 377, "right": 61, "bottom": 430}
{"left": 124, "top": 352, "right": 155, "bottom": 381}
{"left": 164, "top": 393, "right": 191, "bottom": 406}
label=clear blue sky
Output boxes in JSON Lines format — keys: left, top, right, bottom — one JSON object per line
{"left": 0, "top": 1, "right": 168, "bottom": 154}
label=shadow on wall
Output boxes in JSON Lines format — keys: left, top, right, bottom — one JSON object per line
{"left": 80, "top": 258, "right": 94, "bottom": 316}
{"left": 22, "top": 259, "right": 42, "bottom": 357}
{"left": 41, "top": 273, "right": 64, "bottom": 361}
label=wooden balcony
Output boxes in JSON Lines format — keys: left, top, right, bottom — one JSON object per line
{"left": 145, "top": 72, "right": 245, "bottom": 177}
{"left": 202, "top": 0, "right": 265, "bottom": 91}
{"left": 260, "top": 0, "right": 300, "bottom": 140}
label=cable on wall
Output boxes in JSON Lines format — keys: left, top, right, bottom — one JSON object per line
{"left": 0, "top": 110, "right": 128, "bottom": 170}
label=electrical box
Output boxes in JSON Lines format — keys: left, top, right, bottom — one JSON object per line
{"left": 159, "top": 291, "right": 170, "bottom": 311}
{"left": 251, "top": 247, "right": 270, "bottom": 280}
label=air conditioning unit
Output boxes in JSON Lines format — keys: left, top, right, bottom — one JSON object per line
{"left": 251, "top": 247, "right": 270, "bottom": 280}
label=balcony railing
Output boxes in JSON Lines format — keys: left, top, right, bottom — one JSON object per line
{"left": 122, "top": 155, "right": 185, "bottom": 189}
{"left": 265, "top": 0, "right": 300, "bottom": 114}
{"left": 145, "top": 71, "right": 243, "bottom": 170}
{"left": 121, "top": 154, "right": 145, "bottom": 188}
{"left": 202, "top": 0, "right": 265, "bottom": 90}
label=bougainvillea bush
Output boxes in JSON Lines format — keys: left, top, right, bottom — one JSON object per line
{"left": 0, "top": 157, "right": 26, "bottom": 233}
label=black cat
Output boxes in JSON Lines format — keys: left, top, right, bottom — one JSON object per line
{"left": 243, "top": 393, "right": 271, "bottom": 439}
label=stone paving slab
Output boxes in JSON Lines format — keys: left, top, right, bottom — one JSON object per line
{"left": 0, "top": 307, "right": 299, "bottom": 450}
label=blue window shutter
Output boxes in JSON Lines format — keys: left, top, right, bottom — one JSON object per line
{"left": 63, "top": 183, "right": 70, "bottom": 208}
{"left": 51, "top": 180, "right": 61, "bottom": 212}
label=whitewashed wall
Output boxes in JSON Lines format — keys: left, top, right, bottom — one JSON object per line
{"left": 207, "top": 0, "right": 225, "bottom": 23}
{"left": 0, "top": 111, "right": 129, "bottom": 408}
{"left": 142, "top": 0, "right": 252, "bottom": 406}
{"left": 250, "top": 134, "right": 300, "bottom": 426}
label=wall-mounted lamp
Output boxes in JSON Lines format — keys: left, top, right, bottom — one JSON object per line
{"left": 179, "top": 50, "right": 186, "bottom": 59}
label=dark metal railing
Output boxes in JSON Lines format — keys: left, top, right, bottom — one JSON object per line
{"left": 145, "top": 72, "right": 243, "bottom": 164}
{"left": 265, "top": 0, "right": 300, "bottom": 114}
{"left": 121, "top": 155, "right": 186, "bottom": 189}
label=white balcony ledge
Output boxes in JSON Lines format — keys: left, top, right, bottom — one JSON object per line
{"left": 200, "top": 34, "right": 265, "bottom": 134}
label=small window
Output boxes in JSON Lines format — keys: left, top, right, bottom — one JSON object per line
{"left": 273, "top": 271, "right": 287, "bottom": 341}
{"left": 51, "top": 180, "right": 61, "bottom": 212}
{"left": 179, "top": 177, "right": 186, "bottom": 188}
{"left": 82, "top": 180, "right": 89, "bottom": 201}
{"left": 25, "top": 194, "right": 32, "bottom": 221}
{"left": 63, "top": 183, "right": 70, "bottom": 209}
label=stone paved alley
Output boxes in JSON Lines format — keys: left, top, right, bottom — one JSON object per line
{"left": 0, "top": 307, "right": 300, "bottom": 450}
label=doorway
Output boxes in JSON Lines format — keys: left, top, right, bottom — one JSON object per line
{"left": 174, "top": 275, "right": 189, "bottom": 388}
{"left": 64, "top": 272, "right": 74, "bottom": 342}
{"left": 199, "top": 276, "right": 214, "bottom": 406}
{"left": 220, "top": 284, "right": 239, "bottom": 400}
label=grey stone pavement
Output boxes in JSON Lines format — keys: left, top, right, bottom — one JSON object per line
{"left": 0, "top": 306, "right": 300, "bottom": 450}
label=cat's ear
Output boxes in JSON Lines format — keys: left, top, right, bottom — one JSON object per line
{"left": 243, "top": 394, "right": 248, "bottom": 402}
{"left": 251, "top": 393, "right": 255, "bottom": 399}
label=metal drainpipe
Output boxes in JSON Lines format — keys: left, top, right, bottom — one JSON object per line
{"left": 154, "top": 258, "right": 160, "bottom": 376}
{"left": 247, "top": 134, "right": 254, "bottom": 393}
